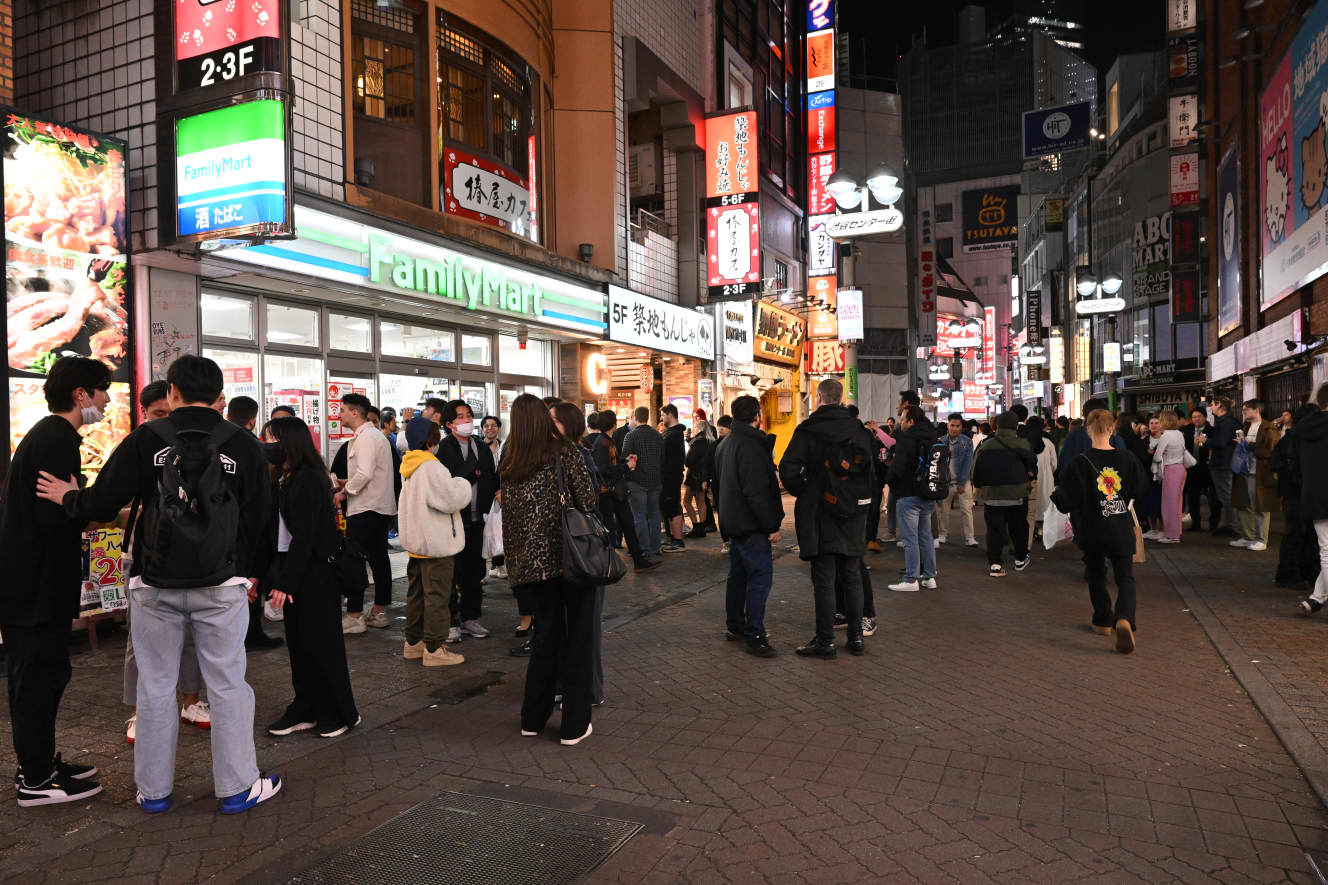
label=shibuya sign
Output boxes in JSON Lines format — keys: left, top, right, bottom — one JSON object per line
{"left": 824, "top": 208, "right": 903, "bottom": 238}
{"left": 1076, "top": 296, "right": 1126, "bottom": 315}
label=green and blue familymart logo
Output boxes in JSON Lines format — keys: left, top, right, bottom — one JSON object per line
{"left": 176, "top": 100, "right": 287, "bottom": 238}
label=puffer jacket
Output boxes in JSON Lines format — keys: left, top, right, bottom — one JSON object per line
{"left": 397, "top": 449, "right": 472, "bottom": 558}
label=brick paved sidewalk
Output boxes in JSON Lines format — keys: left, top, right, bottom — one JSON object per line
{"left": 3, "top": 510, "right": 1328, "bottom": 883}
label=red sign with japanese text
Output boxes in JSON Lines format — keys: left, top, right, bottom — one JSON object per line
{"left": 705, "top": 111, "right": 758, "bottom": 199}
{"left": 174, "top": 0, "right": 283, "bottom": 93}
{"left": 808, "top": 152, "right": 836, "bottom": 215}
{"left": 443, "top": 145, "right": 533, "bottom": 238}
{"left": 706, "top": 111, "right": 760, "bottom": 299}
{"left": 805, "top": 339, "right": 845, "bottom": 374}
{"left": 809, "top": 106, "right": 836, "bottom": 154}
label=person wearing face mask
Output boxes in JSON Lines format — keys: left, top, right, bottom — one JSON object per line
{"left": 437, "top": 400, "right": 499, "bottom": 642}
{"left": 1, "top": 357, "right": 111, "bottom": 807}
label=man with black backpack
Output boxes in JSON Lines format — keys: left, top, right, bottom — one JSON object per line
{"left": 779, "top": 379, "right": 873, "bottom": 658}
{"left": 885, "top": 406, "right": 947, "bottom": 593}
{"left": 36, "top": 355, "right": 281, "bottom": 815}
{"left": 971, "top": 411, "right": 1037, "bottom": 577}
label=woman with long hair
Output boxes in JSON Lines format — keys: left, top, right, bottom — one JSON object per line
{"left": 1153, "top": 410, "right": 1188, "bottom": 543}
{"left": 501, "top": 394, "right": 598, "bottom": 745}
{"left": 682, "top": 417, "right": 714, "bottom": 538}
{"left": 259, "top": 418, "right": 360, "bottom": 738}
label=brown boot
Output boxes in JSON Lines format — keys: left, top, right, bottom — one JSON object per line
{"left": 867, "top": 540, "right": 883, "bottom": 553}
{"left": 1114, "top": 619, "right": 1135, "bottom": 654}
{"left": 1091, "top": 625, "right": 1112, "bottom": 636}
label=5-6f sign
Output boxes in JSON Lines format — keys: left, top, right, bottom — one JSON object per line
{"left": 174, "top": 0, "right": 285, "bottom": 94}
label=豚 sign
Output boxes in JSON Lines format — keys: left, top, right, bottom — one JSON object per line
{"left": 608, "top": 286, "right": 714, "bottom": 360}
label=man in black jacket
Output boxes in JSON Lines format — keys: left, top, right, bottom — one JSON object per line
{"left": 1, "top": 357, "right": 110, "bottom": 807}
{"left": 1182, "top": 408, "right": 1221, "bottom": 531}
{"left": 1296, "top": 386, "right": 1328, "bottom": 614}
{"left": 1207, "top": 397, "right": 1242, "bottom": 536}
{"left": 37, "top": 355, "right": 280, "bottom": 815}
{"left": 437, "top": 400, "right": 498, "bottom": 640}
{"left": 715, "top": 396, "right": 784, "bottom": 657}
{"left": 1273, "top": 404, "right": 1320, "bottom": 589}
{"left": 659, "top": 404, "right": 687, "bottom": 552}
{"left": 779, "top": 379, "right": 872, "bottom": 658}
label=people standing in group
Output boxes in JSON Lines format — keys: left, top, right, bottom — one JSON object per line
{"left": 1231, "top": 398, "right": 1281, "bottom": 552}
{"left": 711, "top": 415, "right": 732, "bottom": 544}
{"left": 1207, "top": 396, "right": 1242, "bottom": 536}
{"left": 780, "top": 380, "right": 872, "bottom": 657}
{"left": 622, "top": 406, "right": 664, "bottom": 562}
{"left": 225, "top": 396, "right": 259, "bottom": 436}
{"left": 587, "top": 411, "right": 652, "bottom": 573}
{"left": 1050, "top": 416, "right": 1070, "bottom": 450}
{"left": 1050, "top": 408, "right": 1147, "bottom": 654}
{"left": 270, "top": 404, "right": 297, "bottom": 421}
{"left": 256, "top": 418, "right": 361, "bottom": 738}
{"left": 480, "top": 415, "right": 506, "bottom": 581}
{"left": 1056, "top": 398, "right": 1122, "bottom": 481}
{"left": 336, "top": 393, "right": 397, "bottom": 634}
{"left": 863, "top": 416, "right": 894, "bottom": 552}
{"left": 1139, "top": 415, "right": 1166, "bottom": 537}
{"left": 972, "top": 412, "right": 1035, "bottom": 577}
{"left": 682, "top": 414, "right": 713, "bottom": 539}
{"left": 2, "top": 357, "right": 110, "bottom": 806}
{"left": 1151, "top": 411, "right": 1188, "bottom": 544}
{"left": 380, "top": 408, "right": 399, "bottom": 451}
{"left": 37, "top": 355, "right": 280, "bottom": 814}
{"left": 935, "top": 413, "right": 977, "bottom": 548}
{"left": 1273, "top": 404, "right": 1320, "bottom": 590}
{"left": 1182, "top": 408, "right": 1221, "bottom": 531}
{"left": 228, "top": 397, "right": 283, "bottom": 652}
{"left": 1296, "top": 388, "right": 1328, "bottom": 614}
{"left": 436, "top": 400, "right": 498, "bottom": 641}
{"left": 884, "top": 405, "right": 944, "bottom": 592}
{"left": 658, "top": 405, "right": 688, "bottom": 552}
{"left": 500, "top": 394, "right": 598, "bottom": 745}
{"left": 398, "top": 397, "right": 447, "bottom": 454}
{"left": 715, "top": 395, "right": 783, "bottom": 658}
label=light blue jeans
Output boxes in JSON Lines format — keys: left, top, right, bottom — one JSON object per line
{"left": 897, "top": 496, "right": 937, "bottom": 582}
{"left": 130, "top": 583, "right": 258, "bottom": 800}
{"left": 629, "top": 484, "right": 661, "bottom": 557}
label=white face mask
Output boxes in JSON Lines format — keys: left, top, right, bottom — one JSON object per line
{"left": 453, "top": 420, "right": 474, "bottom": 438}
{"left": 81, "top": 405, "right": 104, "bottom": 425}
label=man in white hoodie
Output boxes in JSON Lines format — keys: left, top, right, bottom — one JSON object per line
{"left": 397, "top": 421, "right": 472, "bottom": 666}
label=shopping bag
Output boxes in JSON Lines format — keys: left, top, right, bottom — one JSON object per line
{"left": 481, "top": 499, "right": 503, "bottom": 559}
{"left": 1129, "top": 502, "right": 1146, "bottom": 564}
{"left": 1041, "top": 500, "right": 1073, "bottom": 550}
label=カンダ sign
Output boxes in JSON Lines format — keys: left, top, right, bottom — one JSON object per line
{"left": 608, "top": 286, "right": 714, "bottom": 360}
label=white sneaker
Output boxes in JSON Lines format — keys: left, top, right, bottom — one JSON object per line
{"left": 920, "top": 578, "right": 938, "bottom": 589}
{"left": 1157, "top": 537, "right": 1180, "bottom": 544}
{"left": 1181, "top": 513, "right": 1193, "bottom": 528}
{"left": 1142, "top": 530, "right": 1162, "bottom": 541}
{"left": 965, "top": 538, "right": 979, "bottom": 547}
{"left": 932, "top": 538, "right": 942, "bottom": 548}
{"left": 341, "top": 614, "right": 367, "bottom": 634}
{"left": 495, "top": 565, "right": 507, "bottom": 579}
{"left": 1229, "top": 538, "right": 1253, "bottom": 548}
{"left": 180, "top": 700, "right": 211, "bottom": 730}
{"left": 888, "top": 580, "right": 920, "bottom": 592}
{"left": 126, "top": 715, "right": 136, "bottom": 745}
{"left": 896, "top": 540, "right": 905, "bottom": 548}
{"left": 1248, "top": 541, "right": 1268, "bottom": 551}
{"left": 446, "top": 626, "right": 463, "bottom": 644}
{"left": 262, "top": 598, "right": 284, "bottom": 622}
{"left": 460, "top": 619, "right": 490, "bottom": 638}
{"left": 363, "top": 609, "right": 390, "bottom": 629}
{"left": 936, "top": 535, "right": 948, "bottom": 546}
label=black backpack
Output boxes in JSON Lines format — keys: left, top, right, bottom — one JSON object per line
{"left": 819, "top": 428, "right": 875, "bottom": 517}
{"left": 915, "top": 438, "right": 951, "bottom": 501}
{"left": 134, "top": 418, "right": 243, "bottom": 589}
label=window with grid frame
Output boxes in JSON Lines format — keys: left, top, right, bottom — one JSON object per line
{"left": 437, "top": 14, "right": 533, "bottom": 175}
{"left": 351, "top": 0, "right": 419, "bottom": 125}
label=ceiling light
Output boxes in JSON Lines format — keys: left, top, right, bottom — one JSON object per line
{"left": 1101, "top": 273, "right": 1124, "bottom": 295}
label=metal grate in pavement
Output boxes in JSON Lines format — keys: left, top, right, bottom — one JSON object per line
{"left": 287, "top": 791, "right": 642, "bottom": 885}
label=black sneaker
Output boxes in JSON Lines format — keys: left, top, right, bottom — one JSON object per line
{"left": 745, "top": 636, "right": 777, "bottom": 657}
{"left": 684, "top": 526, "right": 707, "bottom": 539}
{"left": 795, "top": 638, "right": 837, "bottom": 658}
{"left": 846, "top": 638, "right": 865, "bottom": 656}
{"left": 634, "top": 558, "right": 660, "bottom": 572}
{"left": 53, "top": 753, "right": 97, "bottom": 781}
{"left": 861, "top": 617, "right": 877, "bottom": 636}
{"left": 16, "top": 769, "right": 102, "bottom": 807}
{"left": 661, "top": 539, "right": 685, "bottom": 553}
{"left": 1015, "top": 556, "right": 1030, "bottom": 571}
{"left": 246, "top": 633, "right": 284, "bottom": 651}
{"left": 510, "top": 639, "right": 534, "bottom": 656}
{"left": 725, "top": 629, "right": 745, "bottom": 641}
{"left": 833, "top": 612, "right": 848, "bottom": 629}
{"left": 267, "top": 712, "right": 316, "bottom": 736}
{"left": 1300, "top": 598, "right": 1323, "bottom": 616}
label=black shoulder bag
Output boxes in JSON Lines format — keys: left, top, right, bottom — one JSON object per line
{"left": 555, "top": 452, "right": 629, "bottom": 586}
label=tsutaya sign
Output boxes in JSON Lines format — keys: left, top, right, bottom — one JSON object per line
{"left": 220, "top": 205, "right": 607, "bottom": 333}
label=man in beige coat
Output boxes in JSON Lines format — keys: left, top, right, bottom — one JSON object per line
{"left": 1231, "top": 398, "right": 1282, "bottom": 551}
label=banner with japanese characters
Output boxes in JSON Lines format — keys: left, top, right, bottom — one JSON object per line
{"left": 443, "top": 145, "right": 534, "bottom": 240}
{"left": 705, "top": 111, "right": 761, "bottom": 300}
{"left": 608, "top": 285, "right": 715, "bottom": 360}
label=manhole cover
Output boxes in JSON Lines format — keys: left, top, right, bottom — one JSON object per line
{"left": 287, "top": 792, "right": 642, "bottom": 885}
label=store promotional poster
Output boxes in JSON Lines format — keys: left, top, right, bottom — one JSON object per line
{"left": 1218, "top": 144, "right": 1242, "bottom": 334}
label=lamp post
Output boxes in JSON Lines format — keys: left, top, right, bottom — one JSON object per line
{"left": 1074, "top": 266, "right": 1125, "bottom": 411}
{"left": 824, "top": 165, "right": 904, "bottom": 404}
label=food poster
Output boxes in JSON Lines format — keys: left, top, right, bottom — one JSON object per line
{"left": 80, "top": 526, "right": 128, "bottom": 616}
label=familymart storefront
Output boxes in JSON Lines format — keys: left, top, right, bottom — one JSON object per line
{"left": 150, "top": 202, "right": 607, "bottom": 457}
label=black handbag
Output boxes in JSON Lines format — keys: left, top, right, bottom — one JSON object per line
{"left": 326, "top": 529, "right": 369, "bottom": 595}
{"left": 555, "top": 452, "right": 629, "bottom": 586}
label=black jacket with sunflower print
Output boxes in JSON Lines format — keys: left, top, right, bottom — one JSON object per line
{"left": 1051, "top": 447, "right": 1149, "bottom": 556}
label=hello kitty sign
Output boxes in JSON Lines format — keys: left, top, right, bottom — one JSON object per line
{"left": 174, "top": 0, "right": 284, "bottom": 93}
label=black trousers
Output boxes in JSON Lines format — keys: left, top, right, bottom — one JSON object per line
{"left": 3, "top": 619, "right": 71, "bottom": 778}
{"left": 1276, "top": 497, "right": 1321, "bottom": 584}
{"left": 601, "top": 492, "right": 643, "bottom": 564}
{"left": 345, "top": 511, "right": 393, "bottom": 611}
{"left": 282, "top": 577, "right": 358, "bottom": 729}
{"left": 1083, "top": 547, "right": 1136, "bottom": 629}
{"left": 1185, "top": 468, "right": 1221, "bottom": 530}
{"left": 450, "top": 519, "right": 486, "bottom": 622}
{"left": 866, "top": 480, "right": 886, "bottom": 541}
{"left": 834, "top": 557, "right": 876, "bottom": 618}
{"left": 520, "top": 578, "right": 595, "bottom": 740}
{"left": 985, "top": 504, "right": 1029, "bottom": 566}
{"left": 812, "top": 553, "right": 862, "bottom": 645}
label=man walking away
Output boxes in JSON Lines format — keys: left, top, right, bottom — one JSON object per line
{"left": 780, "top": 379, "right": 873, "bottom": 658}
{"left": 1051, "top": 408, "right": 1148, "bottom": 653}
{"left": 885, "top": 406, "right": 943, "bottom": 591}
{"left": 3, "top": 357, "right": 109, "bottom": 807}
{"left": 622, "top": 406, "right": 664, "bottom": 561}
{"left": 1182, "top": 408, "right": 1221, "bottom": 531}
{"left": 715, "top": 396, "right": 784, "bottom": 657}
{"left": 1231, "top": 398, "right": 1281, "bottom": 552}
{"left": 1274, "top": 404, "right": 1320, "bottom": 589}
{"left": 937, "top": 413, "right": 977, "bottom": 547}
{"left": 37, "top": 355, "right": 279, "bottom": 813}
{"left": 437, "top": 400, "right": 498, "bottom": 640}
{"left": 659, "top": 404, "right": 687, "bottom": 552}
{"left": 587, "top": 412, "right": 652, "bottom": 571}
{"left": 1207, "top": 396, "right": 1241, "bottom": 536}
{"left": 335, "top": 394, "right": 397, "bottom": 633}
{"left": 972, "top": 412, "right": 1035, "bottom": 577}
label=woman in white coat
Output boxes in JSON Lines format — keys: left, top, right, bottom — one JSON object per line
{"left": 398, "top": 421, "right": 473, "bottom": 666}
{"left": 1151, "top": 411, "right": 1188, "bottom": 543}
{"left": 1027, "top": 416, "right": 1058, "bottom": 541}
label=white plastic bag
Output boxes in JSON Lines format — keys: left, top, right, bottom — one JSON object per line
{"left": 481, "top": 499, "right": 503, "bottom": 559}
{"left": 1041, "top": 500, "right": 1073, "bottom": 550}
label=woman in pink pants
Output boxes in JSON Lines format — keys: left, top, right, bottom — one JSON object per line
{"left": 1153, "top": 411, "right": 1188, "bottom": 542}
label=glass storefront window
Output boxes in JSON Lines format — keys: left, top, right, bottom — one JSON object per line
{"left": 201, "top": 292, "right": 255, "bottom": 341}
{"left": 381, "top": 321, "right": 455, "bottom": 361}
{"left": 327, "top": 375, "right": 378, "bottom": 447}
{"left": 205, "top": 348, "right": 260, "bottom": 402}
{"left": 265, "top": 354, "right": 325, "bottom": 453}
{"left": 498, "top": 334, "right": 547, "bottom": 376}
{"left": 499, "top": 383, "right": 547, "bottom": 426}
{"left": 380, "top": 373, "right": 453, "bottom": 413}
{"left": 461, "top": 334, "right": 491, "bottom": 366}
{"left": 329, "top": 312, "right": 373, "bottom": 352}
{"left": 267, "top": 303, "right": 320, "bottom": 348}
{"left": 458, "top": 381, "right": 494, "bottom": 418}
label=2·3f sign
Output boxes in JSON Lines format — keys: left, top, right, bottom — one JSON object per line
{"left": 200, "top": 45, "right": 256, "bottom": 87}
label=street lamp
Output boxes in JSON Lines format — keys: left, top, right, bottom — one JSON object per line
{"left": 1074, "top": 267, "right": 1124, "bottom": 313}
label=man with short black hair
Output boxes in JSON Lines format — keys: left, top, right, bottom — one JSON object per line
{"left": 139, "top": 381, "right": 171, "bottom": 421}
{"left": 225, "top": 396, "right": 259, "bottom": 434}
{"left": 37, "top": 355, "right": 280, "bottom": 814}
{"left": 270, "top": 404, "right": 296, "bottom": 420}
{"left": 1056, "top": 398, "right": 1123, "bottom": 482}
{"left": 2, "top": 357, "right": 110, "bottom": 807}
{"left": 622, "top": 406, "right": 664, "bottom": 561}
{"left": 336, "top": 393, "right": 397, "bottom": 632}
{"left": 898, "top": 390, "right": 921, "bottom": 416}
{"left": 437, "top": 399, "right": 498, "bottom": 640}
{"left": 398, "top": 397, "right": 447, "bottom": 453}
{"left": 659, "top": 404, "right": 687, "bottom": 552}
{"left": 226, "top": 399, "right": 283, "bottom": 652}
{"left": 1183, "top": 408, "right": 1220, "bottom": 531}
{"left": 1208, "top": 397, "right": 1242, "bottom": 536}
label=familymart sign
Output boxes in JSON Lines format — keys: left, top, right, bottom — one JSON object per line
{"left": 220, "top": 205, "right": 607, "bottom": 333}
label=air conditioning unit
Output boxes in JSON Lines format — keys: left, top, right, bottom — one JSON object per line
{"left": 628, "top": 143, "right": 661, "bottom": 198}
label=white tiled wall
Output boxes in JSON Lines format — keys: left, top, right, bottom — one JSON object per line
{"left": 614, "top": 0, "right": 702, "bottom": 95}
{"left": 291, "top": 0, "right": 344, "bottom": 201}
{"left": 628, "top": 229, "right": 679, "bottom": 304}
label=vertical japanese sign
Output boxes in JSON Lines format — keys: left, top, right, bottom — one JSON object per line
{"left": 807, "top": 28, "right": 835, "bottom": 92}
{"left": 1218, "top": 145, "right": 1242, "bottom": 333}
{"left": 1168, "top": 94, "right": 1198, "bottom": 148}
{"left": 805, "top": 0, "right": 838, "bottom": 325}
{"left": 808, "top": 152, "right": 836, "bottom": 215}
{"left": 837, "top": 289, "right": 863, "bottom": 341}
{"left": 1169, "top": 153, "right": 1200, "bottom": 207}
{"left": 1172, "top": 269, "right": 1202, "bottom": 324}
{"left": 917, "top": 188, "right": 937, "bottom": 347}
{"left": 978, "top": 304, "right": 996, "bottom": 384}
{"left": 807, "top": 275, "right": 837, "bottom": 338}
{"left": 705, "top": 111, "right": 761, "bottom": 300}
{"left": 1025, "top": 289, "right": 1042, "bottom": 347}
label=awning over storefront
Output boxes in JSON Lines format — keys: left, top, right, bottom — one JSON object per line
{"left": 1208, "top": 309, "right": 1309, "bottom": 382}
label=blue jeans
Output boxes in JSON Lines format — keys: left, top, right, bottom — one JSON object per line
{"left": 130, "top": 583, "right": 259, "bottom": 800}
{"left": 629, "top": 484, "right": 661, "bottom": 557}
{"left": 725, "top": 534, "right": 773, "bottom": 637}
{"left": 897, "top": 496, "right": 937, "bottom": 582}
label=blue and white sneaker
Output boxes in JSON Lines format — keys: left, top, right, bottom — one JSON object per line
{"left": 136, "top": 792, "right": 171, "bottom": 814}
{"left": 219, "top": 774, "right": 282, "bottom": 815}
